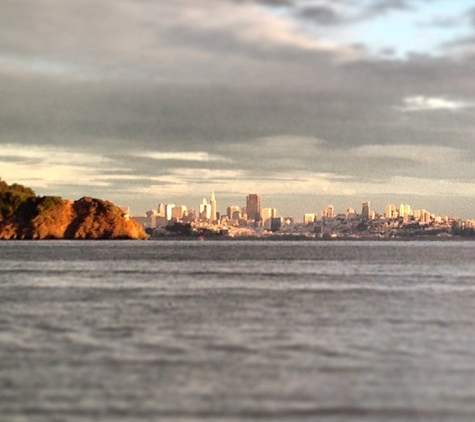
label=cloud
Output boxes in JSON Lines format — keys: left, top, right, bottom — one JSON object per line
{"left": 442, "top": 36, "right": 475, "bottom": 59}
{"left": 366, "top": 0, "right": 411, "bottom": 15}
{"left": 0, "top": 144, "right": 110, "bottom": 166}
{"left": 419, "top": 15, "right": 462, "bottom": 29}
{"left": 400, "top": 96, "right": 472, "bottom": 111}
{"left": 0, "top": 54, "right": 87, "bottom": 77}
{"left": 0, "top": 144, "right": 114, "bottom": 189}
{"left": 469, "top": 6, "right": 475, "bottom": 27}
{"left": 133, "top": 151, "right": 231, "bottom": 163}
{"left": 2, "top": 0, "right": 475, "bottom": 218}
{"left": 352, "top": 144, "right": 465, "bottom": 164}
{"left": 0, "top": 0, "right": 368, "bottom": 86}
{"left": 228, "top": 0, "right": 295, "bottom": 6}
{"left": 296, "top": 0, "right": 412, "bottom": 26}
{"left": 365, "top": 176, "right": 475, "bottom": 197}
{"left": 437, "top": 7, "right": 475, "bottom": 58}
{"left": 297, "top": 5, "right": 344, "bottom": 26}
{"left": 176, "top": 1, "right": 349, "bottom": 55}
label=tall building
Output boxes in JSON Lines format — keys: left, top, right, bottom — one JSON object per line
{"left": 145, "top": 210, "right": 157, "bottom": 228}
{"left": 261, "top": 208, "right": 277, "bottom": 230}
{"left": 421, "top": 210, "right": 431, "bottom": 224}
{"left": 399, "top": 203, "right": 413, "bottom": 220}
{"left": 199, "top": 198, "right": 211, "bottom": 220}
{"left": 171, "top": 205, "right": 187, "bottom": 220}
{"left": 132, "top": 211, "right": 156, "bottom": 229}
{"left": 399, "top": 203, "right": 405, "bottom": 218}
{"left": 246, "top": 194, "right": 262, "bottom": 222}
{"left": 165, "top": 204, "right": 175, "bottom": 221}
{"left": 227, "top": 205, "right": 241, "bottom": 220}
{"left": 420, "top": 210, "right": 427, "bottom": 224}
{"left": 210, "top": 192, "right": 217, "bottom": 222}
{"left": 385, "top": 204, "right": 396, "bottom": 219}
{"left": 323, "top": 205, "right": 334, "bottom": 218}
{"left": 303, "top": 213, "right": 316, "bottom": 224}
{"left": 261, "top": 208, "right": 277, "bottom": 223}
{"left": 157, "top": 203, "right": 166, "bottom": 218}
{"left": 270, "top": 217, "right": 283, "bottom": 232}
{"left": 362, "top": 201, "right": 371, "bottom": 220}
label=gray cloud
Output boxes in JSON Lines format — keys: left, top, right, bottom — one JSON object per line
{"left": 292, "top": 0, "right": 412, "bottom": 26}
{"left": 366, "top": 0, "right": 411, "bottom": 15}
{"left": 298, "top": 5, "right": 345, "bottom": 25}
{"left": 469, "top": 7, "right": 475, "bottom": 27}
{"left": 420, "top": 16, "right": 462, "bottom": 28}
{"left": 228, "top": 0, "right": 295, "bottom": 5}
{"left": 2, "top": 0, "right": 475, "bottom": 217}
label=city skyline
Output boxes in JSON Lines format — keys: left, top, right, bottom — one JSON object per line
{"left": 2, "top": 1, "right": 475, "bottom": 218}
{"left": 132, "top": 191, "right": 467, "bottom": 224}
{"left": 131, "top": 189, "right": 474, "bottom": 239}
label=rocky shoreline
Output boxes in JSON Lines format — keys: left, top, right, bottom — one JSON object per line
{"left": 0, "top": 179, "right": 147, "bottom": 240}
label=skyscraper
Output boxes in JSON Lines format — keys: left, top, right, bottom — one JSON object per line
{"left": 261, "top": 208, "right": 277, "bottom": 229}
{"left": 157, "top": 203, "right": 166, "bottom": 217}
{"left": 199, "top": 198, "right": 211, "bottom": 220}
{"left": 261, "top": 207, "right": 277, "bottom": 223}
{"left": 362, "top": 201, "right": 371, "bottom": 220}
{"left": 323, "top": 205, "right": 334, "bottom": 218}
{"left": 303, "top": 213, "right": 316, "bottom": 224}
{"left": 246, "top": 194, "right": 262, "bottom": 222}
{"left": 165, "top": 203, "right": 175, "bottom": 221}
{"left": 210, "top": 192, "right": 217, "bottom": 222}
{"left": 171, "top": 205, "right": 187, "bottom": 220}
{"left": 385, "top": 204, "right": 396, "bottom": 219}
{"left": 399, "top": 203, "right": 405, "bottom": 218}
{"left": 227, "top": 205, "right": 241, "bottom": 220}
{"left": 421, "top": 210, "right": 431, "bottom": 224}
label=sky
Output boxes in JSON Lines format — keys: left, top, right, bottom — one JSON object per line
{"left": 1, "top": 0, "right": 475, "bottom": 218}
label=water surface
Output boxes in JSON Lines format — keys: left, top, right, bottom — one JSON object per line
{"left": 1, "top": 240, "right": 475, "bottom": 421}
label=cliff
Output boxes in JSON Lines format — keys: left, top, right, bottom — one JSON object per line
{"left": 0, "top": 179, "right": 147, "bottom": 240}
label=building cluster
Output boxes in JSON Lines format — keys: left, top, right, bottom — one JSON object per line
{"left": 315, "top": 202, "right": 448, "bottom": 225}
{"left": 131, "top": 193, "right": 470, "bottom": 239}
{"left": 132, "top": 193, "right": 281, "bottom": 233}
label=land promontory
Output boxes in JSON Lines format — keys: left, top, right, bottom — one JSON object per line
{"left": 0, "top": 179, "right": 147, "bottom": 240}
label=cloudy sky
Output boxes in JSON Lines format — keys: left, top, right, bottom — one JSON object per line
{"left": 2, "top": 0, "right": 475, "bottom": 218}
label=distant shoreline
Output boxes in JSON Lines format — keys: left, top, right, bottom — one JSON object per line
{"left": 3, "top": 236, "right": 475, "bottom": 242}
{"left": 149, "top": 235, "right": 475, "bottom": 242}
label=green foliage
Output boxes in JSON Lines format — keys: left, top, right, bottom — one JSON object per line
{"left": 9, "top": 183, "right": 35, "bottom": 197}
{"left": 37, "top": 196, "right": 63, "bottom": 215}
{"left": 0, "top": 178, "right": 37, "bottom": 223}
{"left": 0, "top": 191, "right": 32, "bottom": 222}
{"left": 0, "top": 178, "right": 35, "bottom": 196}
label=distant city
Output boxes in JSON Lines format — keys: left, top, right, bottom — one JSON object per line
{"left": 125, "top": 193, "right": 475, "bottom": 239}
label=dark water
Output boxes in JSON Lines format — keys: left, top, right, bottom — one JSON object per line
{"left": 1, "top": 240, "right": 475, "bottom": 422}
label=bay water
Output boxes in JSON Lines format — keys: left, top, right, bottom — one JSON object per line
{"left": 1, "top": 240, "right": 475, "bottom": 421}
